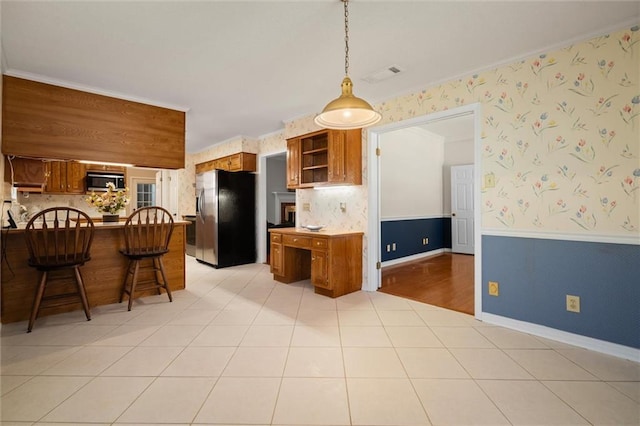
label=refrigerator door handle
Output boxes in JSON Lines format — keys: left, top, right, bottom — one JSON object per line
{"left": 198, "top": 188, "right": 205, "bottom": 221}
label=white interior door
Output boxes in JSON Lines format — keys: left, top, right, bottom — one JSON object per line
{"left": 155, "top": 170, "right": 179, "bottom": 218}
{"left": 451, "top": 164, "right": 474, "bottom": 254}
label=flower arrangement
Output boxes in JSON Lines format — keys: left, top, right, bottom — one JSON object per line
{"left": 86, "top": 182, "right": 130, "bottom": 214}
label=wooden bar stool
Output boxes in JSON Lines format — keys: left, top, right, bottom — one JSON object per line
{"left": 119, "top": 206, "right": 174, "bottom": 311}
{"left": 24, "top": 207, "right": 95, "bottom": 332}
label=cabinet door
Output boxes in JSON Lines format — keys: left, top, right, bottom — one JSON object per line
{"left": 214, "top": 158, "right": 228, "bottom": 171}
{"left": 270, "top": 243, "right": 283, "bottom": 275}
{"left": 286, "top": 138, "right": 301, "bottom": 189}
{"left": 311, "top": 249, "right": 330, "bottom": 289}
{"left": 45, "top": 161, "right": 66, "bottom": 193}
{"left": 327, "top": 130, "right": 346, "bottom": 184}
{"left": 227, "top": 154, "right": 242, "bottom": 171}
{"left": 5, "top": 157, "right": 45, "bottom": 186}
{"left": 65, "top": 162, "right": 86, "bottom": 193}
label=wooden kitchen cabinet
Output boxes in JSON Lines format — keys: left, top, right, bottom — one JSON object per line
{"left": 286, "top": 138, "right": 301, "bottom": 189}
{"left": 3, "top": 157, "right": 45, "bottom": 187}
{"left": 268, "top": 228, "right": 363, "bottom": 297}
{"left": 311, "top": 248, "right": 330, "bottom": 289}
{"left": 270, "top": 234, "right": 284, "bottom": 276}
{"left": 44, "top": 161, "right": 86, "bottom": 194}
{"left": 195, "top": 152, "right": 256, "bottom": 174}
{"left": 286, "top": 128, "right": 361, "bottom": 189}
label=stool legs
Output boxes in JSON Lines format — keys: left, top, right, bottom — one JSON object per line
{"left": 27, "top": 267, "right": 91, "bottom": 333}
{"left": 28, "top": 272, "right": 48, "bottom": 333}
{"left": 156, "top": 257, "right": 173, "bottom": 302}
{"left": 120, "top": 256, "right": 172, "bottom": 311}
{"left": 74, "top": 267, "right": 92, "bottom": 322}
{"left": 120, "top": 259, "right": 141, "bottom": 311}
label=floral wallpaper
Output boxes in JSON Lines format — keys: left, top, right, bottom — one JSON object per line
{"left": 376, "top": 26, "right": 640, "bottom": 235}
{"left": 181, "top": 26, "right": 639, "bottom": 239}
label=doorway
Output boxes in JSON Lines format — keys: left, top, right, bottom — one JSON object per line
{"left": 257, "top": 150, "right": 289, "bottom": 264}
{"left": 366, "top": 104, "right": 482, "bottom": 319}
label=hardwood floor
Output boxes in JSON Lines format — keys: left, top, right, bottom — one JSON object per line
{"left": 379, "top": 253, "right": 474, "bottom": 315}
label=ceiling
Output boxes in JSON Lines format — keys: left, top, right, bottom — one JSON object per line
{"left": 2, "top": 1, "right": 638, "bottom": 154}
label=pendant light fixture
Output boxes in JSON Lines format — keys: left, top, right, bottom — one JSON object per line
{"left": 314, "top": 0, "right": 382, "bottom": 130}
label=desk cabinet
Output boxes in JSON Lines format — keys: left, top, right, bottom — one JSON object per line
{"left": 270, "top": 234, "right": 284, "bottom": 276}
{"left": 269, "top": 228, "right": 362, "bottom": 297}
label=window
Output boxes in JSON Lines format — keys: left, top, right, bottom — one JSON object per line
{"left": 136, "top": 182, "right": 156, "bottom": 208}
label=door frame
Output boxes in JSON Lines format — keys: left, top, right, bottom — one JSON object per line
{"left": 366, "top": 103, "right": 483, "bottom": 320}
{"left": 257, "top": 149, "right": 287, "bottom": 264}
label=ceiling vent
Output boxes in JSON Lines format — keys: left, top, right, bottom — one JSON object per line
{"left": 362, "top": 65, "right": 404, "bottom": 84}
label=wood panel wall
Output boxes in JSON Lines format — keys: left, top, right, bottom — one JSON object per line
{"left": 2, "top": 75, "right": 186, "bottom": 169}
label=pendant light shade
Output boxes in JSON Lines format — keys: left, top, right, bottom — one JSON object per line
{"left": 314, "top": 77, "right": 382, "bottom": 129}
{"left": 314, "top": 0, "right": 381, "bottom": 130}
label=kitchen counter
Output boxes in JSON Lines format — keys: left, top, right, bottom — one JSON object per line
{"left": 1, "top": 221, "right": 186, "bottom": 324}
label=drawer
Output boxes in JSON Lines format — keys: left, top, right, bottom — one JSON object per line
{"left": 283, "top": 234, "right": 311, "bottom": 249}
{"left": 270, "top": 233, "right": 282, "bottom": 243}
{"left": 312, "top": 238, "right": 328, "bottom": 250}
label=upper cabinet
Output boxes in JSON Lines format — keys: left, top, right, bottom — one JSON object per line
{"left": 195, "top": 152, "right": 256, "bottom": 174}
{"left": 286, "top": 128, "right": 362, "bottom": 189}
{"left": 44, "top": 161, "right": 86, "bottom": 194}
{"left": 3, "top": 157, "right": 45, "bottom": 191}
{"left": 1, "top": 76, "right": 186, "bottom": 169}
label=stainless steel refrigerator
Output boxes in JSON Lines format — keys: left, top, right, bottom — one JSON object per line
{"left": 195, "top": 170, "right": 256, "bottom": 268}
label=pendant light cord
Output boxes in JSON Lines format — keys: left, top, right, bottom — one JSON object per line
{"left": 343, "top": 0, "right": 350, "bottom": 76}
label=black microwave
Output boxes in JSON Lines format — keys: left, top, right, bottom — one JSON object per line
{"left": 86, "top": 172, "right": 126, "bottom": 192}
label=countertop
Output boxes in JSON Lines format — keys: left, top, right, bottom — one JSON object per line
{"left": 268, "top": 227, "right": 363, "bottom": 237}
{"left": 4, "top": 219, "right": 188, "bottom": 233}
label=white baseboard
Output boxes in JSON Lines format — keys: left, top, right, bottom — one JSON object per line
{"left": 381, "top": 248, "right": 446, "bottom": 268}
{"left": 481, "top": 312, "right": 640, "bottom": 362}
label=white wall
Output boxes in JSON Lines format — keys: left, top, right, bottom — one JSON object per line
{"left": 379, "top": 127, "right": 444, "bottom": 219}
{"left": 443, "top": 138, "right": 474, "bottom": 214}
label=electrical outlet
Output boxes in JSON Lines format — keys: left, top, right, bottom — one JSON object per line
{"left": 392, "top": 243, "right": 396, "bottom": 251}
{"left": 566, "top": 295, "right": 580, "bottom": 313}
{"left": 302, "top": 203, "right": 311, "bottom": 212}
{"left": 424, "top": 237, "right": 429, "bottom": 245}
{"left": 488, "top": 281, "right": 499, "bottom": 296}
{"left": 386, "top": 244, "right": 391, "bottom": 252}
{"left": 339, "top": 202, "right": 346, "bottom": 212}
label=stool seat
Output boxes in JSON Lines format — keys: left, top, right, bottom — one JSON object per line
{"left": 119, "top": 207, "right": 174, "bottom": 311}
{"left": 23, "top": 207, "right": 94, "bottom": 332}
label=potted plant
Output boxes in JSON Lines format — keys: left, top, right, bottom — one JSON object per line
{"left": 85, "top": 182, "right": 130, "bottom": 222}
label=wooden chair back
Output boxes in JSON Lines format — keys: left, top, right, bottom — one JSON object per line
{"left": 122, "top": 207, "right": 174, "bottom": 256}
{"left": 24, "top": 207, "right": 95, "bottom": 268}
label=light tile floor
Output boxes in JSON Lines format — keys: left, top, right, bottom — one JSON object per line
{"left": 1, "top": 256, "right": 639, "bottom": 425}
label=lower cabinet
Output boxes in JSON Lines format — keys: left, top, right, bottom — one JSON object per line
{"left": 269, "top": 228, "right": 363, "bottom": 298}
{"left": 270, "top": 242, "right": 283, "bottom": 276}
{"left": 311, "top": 249, "right": 329, "bottom": 289}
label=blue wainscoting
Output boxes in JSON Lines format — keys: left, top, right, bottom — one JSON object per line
{"left": 381, "top": 217, "right": 451, "bottom": 262}
{"left": 482, "top": 235, "right": 640, "bottom": 349}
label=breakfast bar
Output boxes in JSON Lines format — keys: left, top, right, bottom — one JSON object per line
{"left": 1, "top": 220, "right": 186, "bottom": 324}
